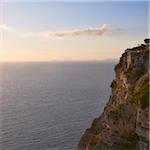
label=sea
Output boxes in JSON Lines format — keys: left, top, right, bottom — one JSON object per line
{"left": 0, "top": 61, "right": 115, "bottom": 150}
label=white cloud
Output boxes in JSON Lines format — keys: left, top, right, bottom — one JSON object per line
{"left": 0, "top": 24, "right": 122, "bottom": 38}
{"left": 49, "top": 24, "right": 107, "bottom": 37}
{"left": 0, "top": 24, "right": 13, "bottom": 32}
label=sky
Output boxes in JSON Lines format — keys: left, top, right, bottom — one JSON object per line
{"left": 0, "top": 1, "right": 149, "bottom": 62}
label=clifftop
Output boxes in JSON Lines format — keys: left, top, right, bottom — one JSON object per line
{"left": 78, "top": 39, "right": 149, "bottom": 150}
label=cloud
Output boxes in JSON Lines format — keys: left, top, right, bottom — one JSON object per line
{"left": 0, "top": 24, "right": 122, "bottom": 38}
{"left": 49, "top": 24, "right": 107, "bottom": 37}
{"left": 0, "top": 24, "right": 13, "bottom": 32}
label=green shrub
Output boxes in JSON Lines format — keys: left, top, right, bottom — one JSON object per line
{"left": 118, "top": 134, "right": 139, "bottom": 149}
{"left": 131, "top": 76, "right": 149, "bottom": 109}
{"left": 90, "top": 134, "right": 101, "bottom": 146}
{"left": 125, "top": 65, "right": 145, "bottom": 80}
{"left": 140, "top": 84, "right": 149, "bottom": 109}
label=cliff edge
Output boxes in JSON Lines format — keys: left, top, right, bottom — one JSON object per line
{"left": 78, "top": 39, "right": 149, "bottom": 150}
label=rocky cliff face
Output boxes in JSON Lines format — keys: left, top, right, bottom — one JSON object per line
{"left": 78, "top": 41, "right": 149, "bottom": 150}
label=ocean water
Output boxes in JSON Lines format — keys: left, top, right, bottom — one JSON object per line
{"left": 0, "top": 62, "right": 115, "bottom": 150}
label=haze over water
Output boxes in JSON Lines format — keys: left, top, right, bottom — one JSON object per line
{"left": 0, "top": 62, "right": 115, "bottom": 150}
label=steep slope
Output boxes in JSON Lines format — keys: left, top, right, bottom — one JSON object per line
{"left": 78, "top": 40, "right": 149, "bottom": 150}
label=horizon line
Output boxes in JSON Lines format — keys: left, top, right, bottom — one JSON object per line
{"left": 0, "top": 59, "right": 118, "bottom": 63}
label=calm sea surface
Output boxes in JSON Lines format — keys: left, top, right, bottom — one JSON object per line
{"left": 0, "top": 62, "right": 115, "bottom": 150}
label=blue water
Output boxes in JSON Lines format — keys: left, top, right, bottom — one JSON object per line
{"left": 0, "top": 62, "right": 115, "bottom": 150}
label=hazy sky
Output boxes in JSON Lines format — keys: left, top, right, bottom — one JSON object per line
{"left": 0, "top": 1, "right": 148, "bottom": 62}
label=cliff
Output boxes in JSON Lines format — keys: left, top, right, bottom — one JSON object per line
{"left": 78, "top": 40, "right": 149, "bottom": 150}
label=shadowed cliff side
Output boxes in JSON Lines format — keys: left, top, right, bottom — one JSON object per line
{"left": 78, "top": 39, "right": 149, "bottom": 150}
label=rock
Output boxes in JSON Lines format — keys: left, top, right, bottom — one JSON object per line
{"left": 78, "top": 39, "right": 149, "bottom": 150}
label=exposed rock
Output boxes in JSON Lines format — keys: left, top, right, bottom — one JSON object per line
{"left": 78, "top": 39, "right": 149, "bottom": 150}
